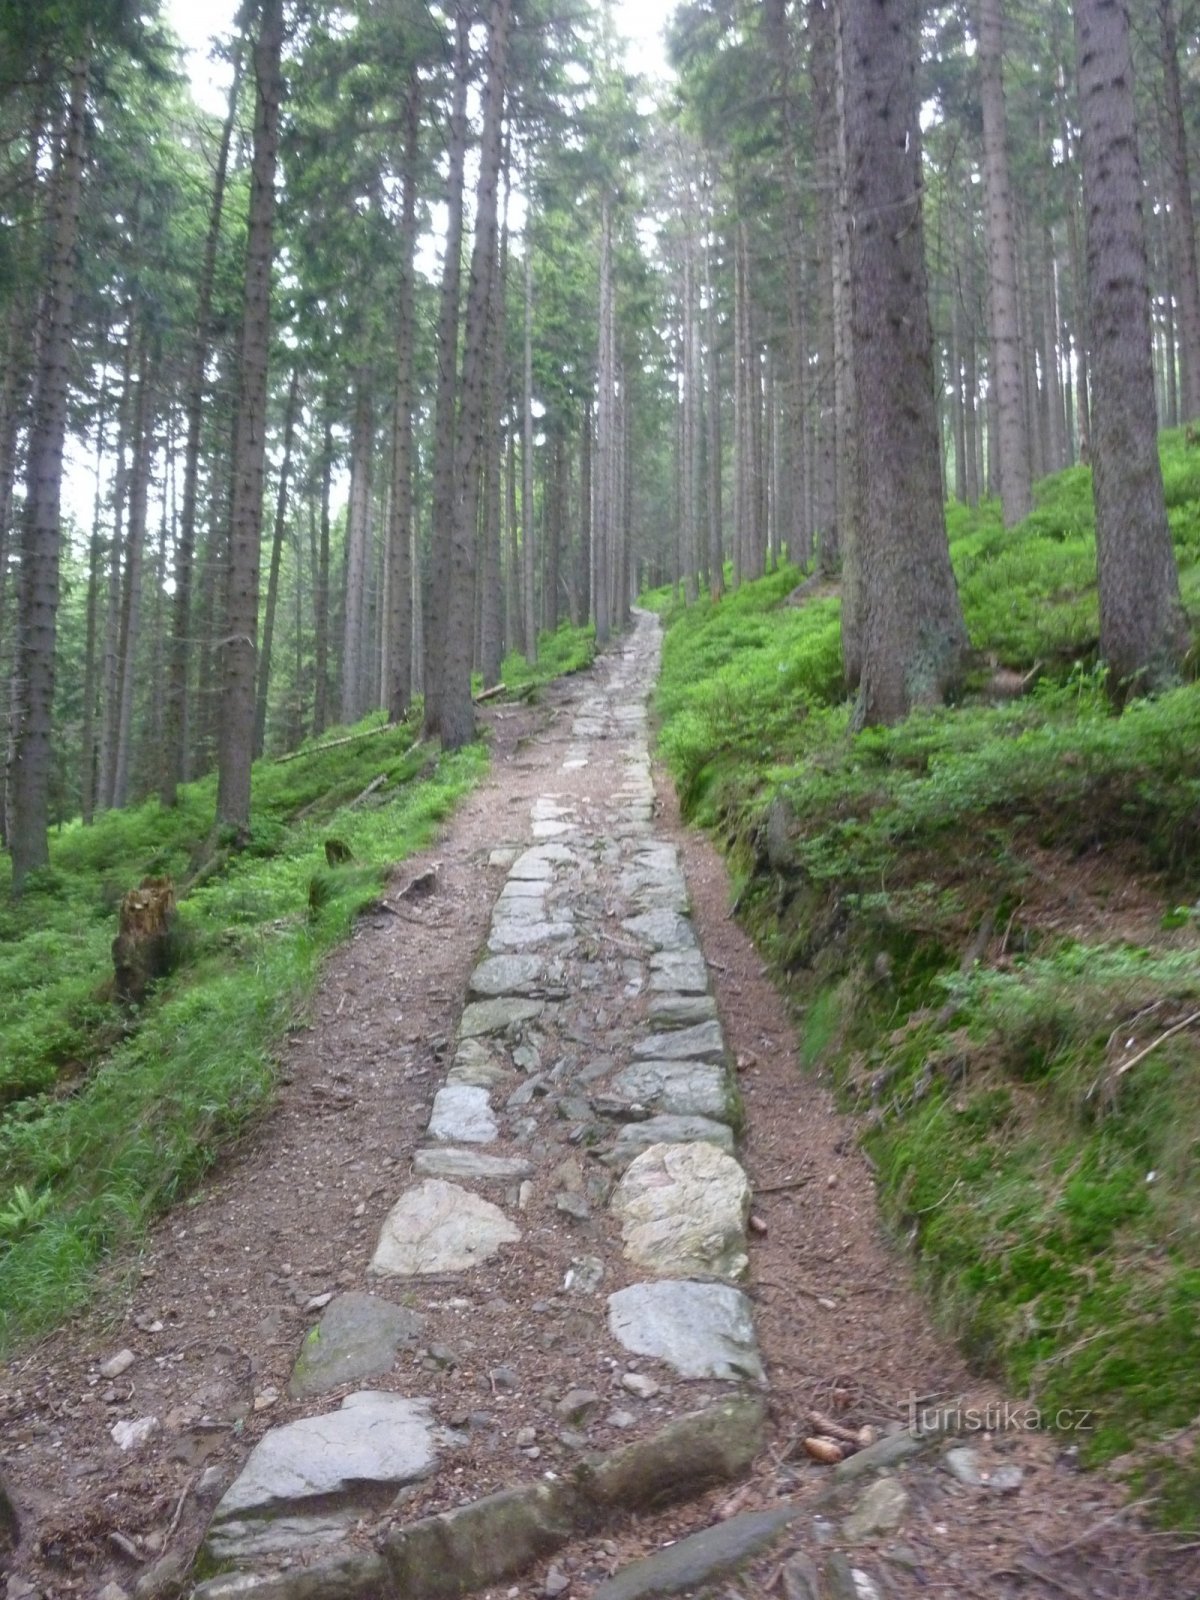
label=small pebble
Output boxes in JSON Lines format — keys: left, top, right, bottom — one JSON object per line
{"left": 621, "top": 1372, "right": 660, "bottom": 1400}
{"left": 98, "top": 1349, "right": 135, "bottom": 1380}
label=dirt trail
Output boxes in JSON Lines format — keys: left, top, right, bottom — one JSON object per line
{"left": 2, "top": 615, "right": 1194, "bottom": 1600}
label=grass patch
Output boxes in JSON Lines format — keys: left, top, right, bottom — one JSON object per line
{"left": 0, "top": 620, "right": 594, "bottom": 1352}
{"left": 0, "top": 713, "right": 487, "bottom": 1352}
{"left": 650, "top": 435, "right": 1200, "bottom": 1516}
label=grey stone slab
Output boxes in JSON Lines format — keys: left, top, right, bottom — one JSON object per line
{"left": 205, "top": 1392, "right": 440, "bottom": 1563}
{"left": 649, "top": 952, "right": 709, "bottom": 994}
{"left": 412, "top": 1148, "right": 533, "bottom": 1182}
{"left": 632, "top": 1020, "right": 725, "bottom": 1064}
{"left": 609, "top": 1060, "right": 731, "bottom": 1122}
{"left": 591, "top": 1506, "right": 798, "bottom": 1600}
{"left": 491, "top": 896, "right": 557, "bottom": 924}
{"left": 447, "top": 1039, "right": 514, "bottom": 1089}
{"left": 646, "top": 993, "right": 717, "bottom": 1028}
{"left": 603, "top": 1116, "right": 736, "bottom": 1170}
{"left": 468, "top": 954, "right": 548, "bottom": 998}
{"left": 428, "top": 1085, "right": 498, "bottom": 1143}
{"left": 488, "top": 920, "right": 575, "bottom": 952}
{"left": 612, "top": 1142, "right": 750, "bottom": 1280}
{"left": 607, "top": 1281, "right": 764, "bottom": 1382}
{"left": 621, "top": 911, "right": 696, "bottom": 953}
{"left": 843, "top": 1479, "right": 908, "bottom": 1541}
{"left": 532, "top": 820, "right": 574, "bottom": 839}
{"left": 288, "top": 1293, "right": 423, "bottom": 1399}
{"left": 458, "top": 997, "right": 544, "bottom": 1038}
{"left": 498, "top": 878, "right": 549, "bottom": 900}
{"left": 370, "top": 1180, "right": 520, "bottom": 1276}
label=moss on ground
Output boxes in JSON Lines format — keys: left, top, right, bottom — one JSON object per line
{"left": 650, "top": 439, "right": 1200, "bottom": 1519}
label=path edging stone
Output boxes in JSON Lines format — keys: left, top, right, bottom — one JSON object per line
{"left": 192, "top": 1397, "right": 766, "bottom": 1600}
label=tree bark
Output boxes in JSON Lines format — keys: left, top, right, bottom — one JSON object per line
{"left": 162, "top": 44, "right": 243, "bottom": 807}
{"left": 423, "top": 4, "right": 470, "bottom": 736}
{"left": 9, "top": 57, "right": 88, "bottom": 889}
{"left": 112, "top": 340, "right": 154, "bottom": 809}
{"left": 427, "top": 0, "right": 511, "bottom": 750}
{"left": 840, "top": 0, "right": 969, "bottom": 725}
{"left": 1157, "top": 0, "right": 1200, "bottom": 422}
{"left": 1074, "top": 0, "right": 1189, "bottom": 690}
{"left": 254, "top": 362, "right": 300, "bottom": 757}
{"left": 978, "top": 0, "right": 1033, "bottom": 524}
{"left": 522, "top": 233, "right": 537, "bottom": 662}
{"left": 340, "top": 374, "right": 374, "bottom": 725}
{"left": 388, "top": 74, "right": 421, "bottom": 721}
{"left": 216, "top": 0, "right": 283, "bottom": 836}
{"left": 313, "top": 409, "right": 333, "bottom": 736}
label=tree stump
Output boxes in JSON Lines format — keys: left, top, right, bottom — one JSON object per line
{"left": 112, "top": 877, "right": 177, "bottom": 1005}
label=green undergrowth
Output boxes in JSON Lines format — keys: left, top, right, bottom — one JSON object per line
{"left": 651, "top": 437, "right": 1200, "bottom": 1519}
{"left": 0, "top": 623, "right": 591, "bottom": 1352}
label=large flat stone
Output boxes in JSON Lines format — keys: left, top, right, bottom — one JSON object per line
{"left": 632, "top": 1020, "right": 725, "bottom": 1064}
{"left": 646, "top": 993, "right": 717, "bottom": 1028}
{"left": 458, "top": 997, "right": 544, "bottom": 1038}
{"left": 468, "top": 954, "right": 548, "bottom": 997}
{"left": 370, "top": 1180, "right": 519, "bottom": 1276}
{"left": 612, "top": 1142, "right": 750, "bottom": 1280}
{"left": 288, "top": 1293, "right": 423, "bottom": 1399}
{"left": 649, "top": 952, "right": 709, "bottom": 994}
{"left": 488, "top": 920, "right": 575, "bottom": 951}
{"left": 412, "top": 1147, "right": 533, "bottom": 1182}
{"left": 498, "top": 879, "right": 549, "bottom": 900}
{"left": 592, "top": 1506, "right": 798, "bottom": 1600}
{"left": 603, "top": 1116, "right": 736, "bottom": 1170}
{"left": 608, "top": 1281, "right": 764, "bottom": 1382}
{"left": 622, "top": 911, "right": 697, "bottom": 953}
{"left": 610, "top": 1060, "right": 731, "bottom": 1121}
{"left": 205, "top": 1392, "right": 441, "bottom": 1563}
{"left": 509, "top": 844, "right": 575, "bottom": 880}
{"left": 428, "top": 1085, "right": 498, "bottom": 1143}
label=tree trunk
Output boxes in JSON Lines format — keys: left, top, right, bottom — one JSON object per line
{"left": 1074, "top": 0, "right": 1189, "bottom": 690}
{"left": 423, "top": 4, "right": 470, "bottom": 736}
{"left": 978, "top": 0, "right": 1033, "bottom": 524}
{"left": 254, "top": 362, "right": 300, "bottom": 757}
{"left": 479, "top": 233, "right": 504, "bottom": 688}
{"left": 313, "top": 410, "right": 333, "bottom": 736}
{"left": 9, "top": 57, "right": 88, "bottom": 890}
{"left": 841, "top": 0, "right": 969, "bottom": 725}
{"left": 522, "top": 234, "right": 537, "bottom": 662}
{"left": 1157, "top": 0, "right": 1200, "bottom": 422}
{"left": 594, "top": 203, "right": 613, "bottom": 647}
{"left": 704, "top": 226, "right": 724, "bottom": 595}
{"left": 216, "top": 0, "right": 283, "bottom": 836}
{"left": 579, "top": 400, "right": 592, "bottom": 623}
{"left": 340, "top": 375, "right": 374, "bottom": 725}
{"left": 428, "top": 0, "right": 511, "bottom": 750}
{"left": 162, "top": 44, "right": 243, "bottom": 807}
{"left": 112, "top": 340, "right": 154, "bottom": 809}
{"left": 388, "top": 75, "right": 421, "bottom": 721}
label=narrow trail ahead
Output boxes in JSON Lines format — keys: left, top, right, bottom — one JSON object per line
{"left": 2, "top": 615, "right": 1191, "bottom": 1600}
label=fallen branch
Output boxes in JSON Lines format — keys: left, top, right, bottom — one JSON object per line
{"left": 275, "top": 727, "right": 416, "bottom": 764}
{"left": 754, "top": 1175, "right": 811, "bottom": 1195}
{"left": 473, "top": 682, "right": 507, "bottom": 704}
{"left": 1116, "top": 1011, "right": 1200, "bottom": 1080}
{"left": 346, "top": 773, "right": 387, "bottom": 810}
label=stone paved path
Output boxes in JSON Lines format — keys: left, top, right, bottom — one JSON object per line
{"left": 195, "top": 612, "right": 767, "bottom": 1594}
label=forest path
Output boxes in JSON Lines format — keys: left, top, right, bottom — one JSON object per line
{"left": 2, "top": 613, "right": 1185, "bottom": 1600}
